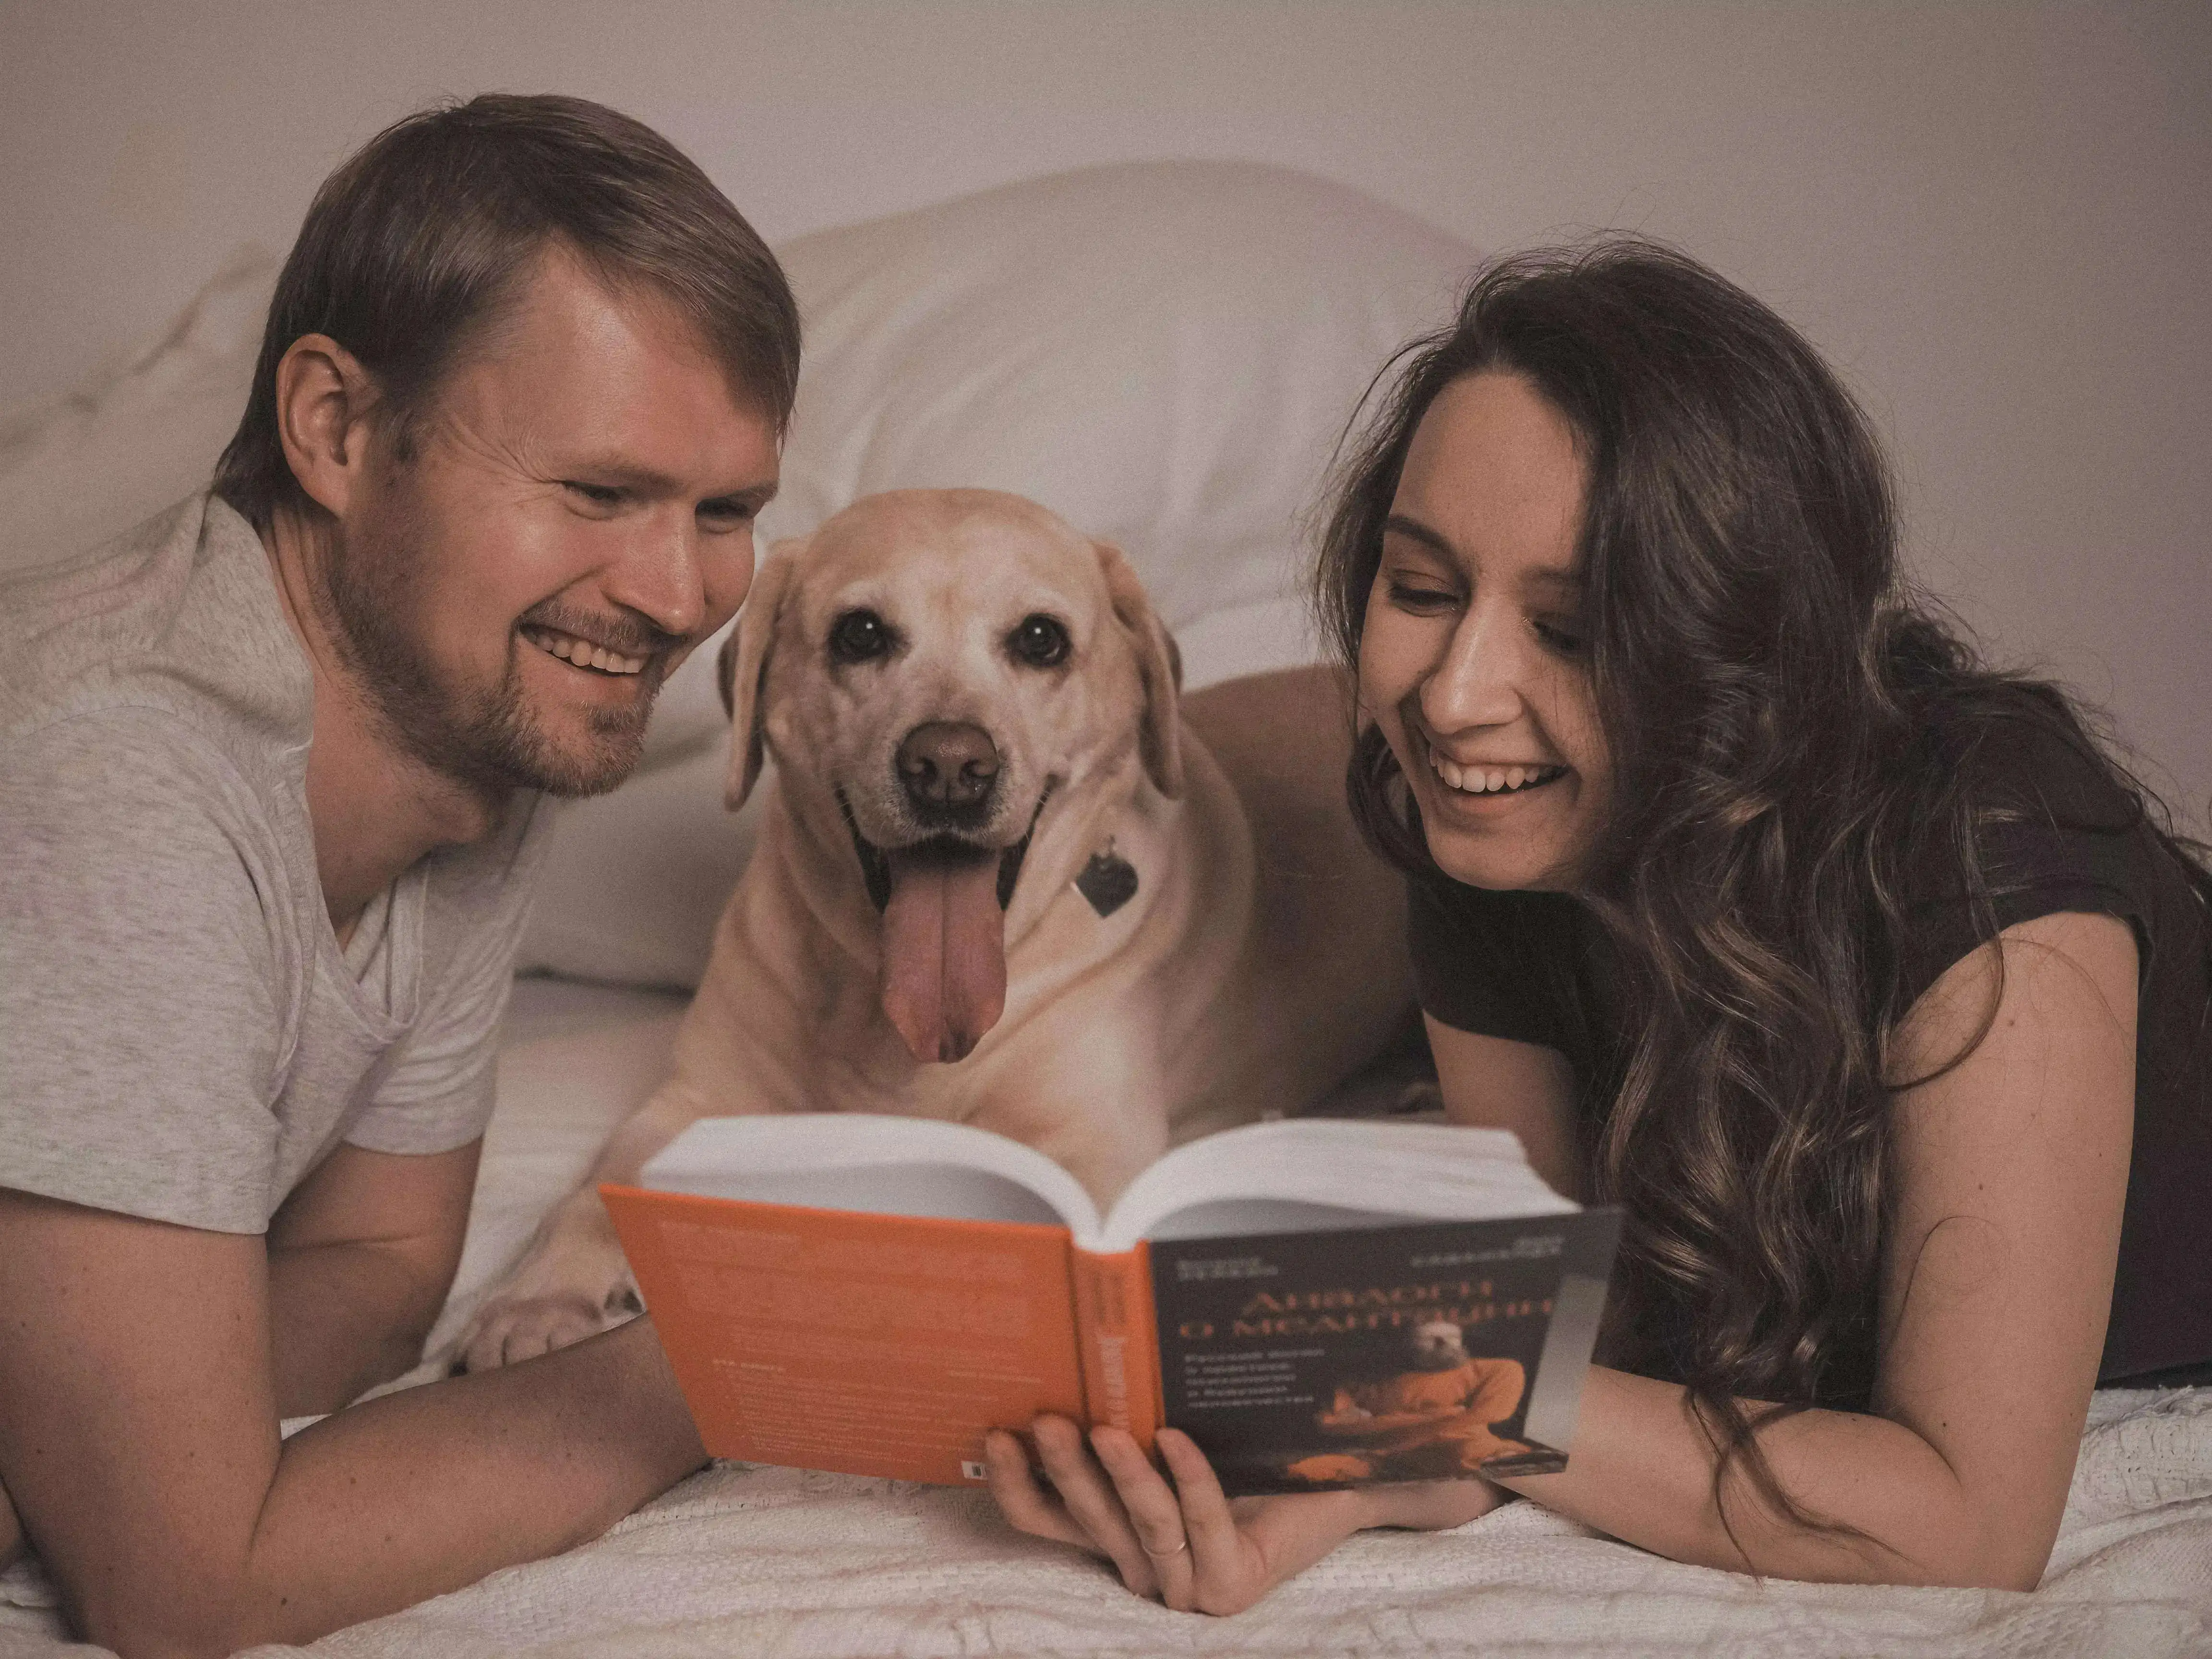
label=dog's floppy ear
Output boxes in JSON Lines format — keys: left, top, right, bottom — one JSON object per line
{"left": 1094, "top": 540, "right": 1183, "bottom": 800}
{"left": 720, "top": 539, "right": 803, "bottom": 810}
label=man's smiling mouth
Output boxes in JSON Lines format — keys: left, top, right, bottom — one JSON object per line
{"left": 521, "top": 624, "right": 648, "bottom": 676}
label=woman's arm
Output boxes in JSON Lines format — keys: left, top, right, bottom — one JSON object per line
{"left": 989, "top": 912, "right": 2134, "bottom": 1608}
{"left": 1488, "top": 910, "right": 2137, "bottom": 1587}
{"left": 1424, "top": 1018, "right": 1585, "bottom": 1198}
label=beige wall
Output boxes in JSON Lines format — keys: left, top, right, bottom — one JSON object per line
{"left": 4, "top": 0, "right": 2207, "bottom": 822}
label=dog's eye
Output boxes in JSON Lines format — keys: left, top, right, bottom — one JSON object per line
{"left": 1008, "top": 613, "right": 1071, "bottom": 670}
{"left": 828, "top": 609, "right": 895, "bottom": 666}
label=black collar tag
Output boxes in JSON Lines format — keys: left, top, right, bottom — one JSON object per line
{"left": 1075, "top": 845, "right": 1140, "bottom": 918}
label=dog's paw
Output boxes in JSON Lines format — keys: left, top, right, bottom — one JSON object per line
{"left": 453, "top": 1276, "right": 642, "bottom": 1374}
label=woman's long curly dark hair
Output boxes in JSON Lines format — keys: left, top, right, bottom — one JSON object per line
{"left": 1315, "top": 238, "right": 2211, "bottom": 1541}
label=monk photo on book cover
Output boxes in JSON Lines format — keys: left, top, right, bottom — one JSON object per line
{"left": 1284, "top": 1320, "right": 1529, "bottom": 1487}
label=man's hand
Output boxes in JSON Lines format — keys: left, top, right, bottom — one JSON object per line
{"left": 265, "top": 1141, "right": 480, "bottom": 1414}
{"left": 985, "top": 1416, "right": 1503, "bottom": 1615}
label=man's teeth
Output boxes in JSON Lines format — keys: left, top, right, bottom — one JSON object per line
{"left": 524, "top": 628, "right": 646, "bottom": 675}
{"left": 1428, "top": 753, "right": 1564, "bottom": 795}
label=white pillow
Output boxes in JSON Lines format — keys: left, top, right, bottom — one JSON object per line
{"left": 0, "top": 161, "right": 1475, "bottom": 989}
{"left": 0, "top": 243, "right": 276, "bottom": 571}
{"left": 643, "top": 159, "right": 1475, "bottom": 762}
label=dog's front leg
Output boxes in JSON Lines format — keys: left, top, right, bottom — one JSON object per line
{"left": 451, "top": 1081, "right": 717, "bottom": 1373}
{"left": 450, "top": 1186, "right": 636, "bottom": 1373}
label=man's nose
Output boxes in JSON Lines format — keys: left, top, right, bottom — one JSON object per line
{"left": 601, "top": 511, "right": 715, "bottom": 641}
{"left": 1421, "top": 602, "right": 1525, "bottom": 733}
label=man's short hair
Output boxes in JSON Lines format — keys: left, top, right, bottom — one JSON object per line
{"left": 215, "top": 93, "right": 800, "bottom": 529}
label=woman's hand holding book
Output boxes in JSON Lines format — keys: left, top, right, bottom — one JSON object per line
{"left": 985, "top": 1417, "right": 1506, "bottom": 1615}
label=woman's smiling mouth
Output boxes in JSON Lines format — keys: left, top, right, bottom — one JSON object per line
{"left": 1425, "top": 745, "right": 1568, "bottom": 797}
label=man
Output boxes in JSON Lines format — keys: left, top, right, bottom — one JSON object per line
{"left": 0, "top": 95, "right": 795, "bottom": 1654}
{"left": 1284, "top": 1320, "right": 1529, "bottom": 1485}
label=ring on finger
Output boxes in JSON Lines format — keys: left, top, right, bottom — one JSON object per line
{"left": 1141, "top": 1537, "right": 1190, "bottom": 1561}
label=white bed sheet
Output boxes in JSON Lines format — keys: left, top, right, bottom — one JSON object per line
{"left": 9, "top": 976, "right": 2205, "bottom": 1658}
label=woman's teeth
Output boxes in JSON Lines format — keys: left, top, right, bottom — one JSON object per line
{"left": 1427, "top": 751, "right": 1566, "bottom": 795}
{"left": 523, "top": 626, "right": 646, "bottom": 676}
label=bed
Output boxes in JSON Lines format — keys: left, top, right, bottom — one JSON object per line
{"left": 3, "top": 161, "right": 2207, "bottom": 1658}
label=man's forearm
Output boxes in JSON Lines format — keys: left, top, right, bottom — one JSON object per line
{"left": 0, "top": 1477, "right": 22, "bottom": 1571}
{"left": 2, "top": 1185, "right": 705, "bottom": 1657}
{"left": 266, "top": 1240, "right": 451, "bottom": 1416}
{"left": 183, "top": 1318, "right": 703, "bottom": 1653}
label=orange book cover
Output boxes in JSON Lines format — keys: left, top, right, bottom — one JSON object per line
{"left": 1070, "top": 1246, "right": 1161, "bottom": 1447}
{"left": 602, "top": 1117, "right": 1620, "bottom": 1496}
{"left": 602, "top": 1184, "right": 1114, "bottom": 1485}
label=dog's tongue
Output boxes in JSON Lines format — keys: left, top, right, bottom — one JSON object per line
{"left": 880, "top": 847, "right": 1008, "bottom": 1065}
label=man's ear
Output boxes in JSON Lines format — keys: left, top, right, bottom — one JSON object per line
{"left": 1094, "top": 541, "right": 1183, "bottom": 800}
{"left": 274, "top": 334, "right": 383, "bottom": 518}
{"left": 721, "top": 539, "right": 804, "bottom": 809}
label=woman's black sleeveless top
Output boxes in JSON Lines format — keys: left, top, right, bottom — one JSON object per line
{"left": 1408, "top": 719, "right": 2212, "bottom": 1387}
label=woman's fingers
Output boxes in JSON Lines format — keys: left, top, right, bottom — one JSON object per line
{"left": 1028, "top": 1416, "right": 1159, "bottom": 1594}
{"left": 984, "top": 1428, "right": 1093, "bottom": 1551}
{"left": 996, "top": 1420, "right": 1388, "bottom": 1618}
{"left": 1090, "top": 1427, "right": 1190, "bottom": 1556}
{"left": 1155, "top": 1428, "right": 1242, "bottom": 1553}
{"left": 1154, "top": 1428, "right": 1271, "bottom": 1613}
{"left": 1090, "top": 1426, "right": 1198, "bottom": 1611}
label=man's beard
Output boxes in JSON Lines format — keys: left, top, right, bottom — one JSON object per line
{"left": 320, "top": 520, "right": 663, "bottom": 800}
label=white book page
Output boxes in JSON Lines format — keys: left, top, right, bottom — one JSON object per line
{"left": 1098, "top": 1119, "right": 1578, "bottom": 1251}
{"left": 638, "top": 1114, "right": 1577, "bottom": 1252}
{"left": 639, "top": 1113, "right": 1103, "bottom": 1235}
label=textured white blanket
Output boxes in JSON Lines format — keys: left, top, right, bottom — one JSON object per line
{"left": 5, "top": 984, "right": 2206, "bottom": 1658}
{"left": 5, "top": 1391, "right": 2209, "bottom": 1657}
{"left": 272, "top": 1387, "right": 2212, "bottom": 1658}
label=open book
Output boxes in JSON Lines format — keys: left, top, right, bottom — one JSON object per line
{"left": 601, "top": 1115, "right": 1620, "bottom": 1496}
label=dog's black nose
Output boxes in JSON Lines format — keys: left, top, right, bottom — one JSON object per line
{"left": 897, "top": 721, "right": 1000, "bottom": 813}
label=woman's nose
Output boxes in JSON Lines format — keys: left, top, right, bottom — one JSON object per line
{"left": 1421, "top": 603, "right": 1525, "bottom": 733}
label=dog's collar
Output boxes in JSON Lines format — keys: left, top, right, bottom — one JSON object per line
{"left": 1075, "top": 843, "right": 1139, "bottom": 919}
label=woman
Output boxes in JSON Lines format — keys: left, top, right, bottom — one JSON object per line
{"left": 985, "top": 239, "right": 2212, "bottom": 1612}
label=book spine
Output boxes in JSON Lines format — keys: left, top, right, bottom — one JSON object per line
{"left": 1071, "top": 1244, "right": 1161, "bottom": 1450}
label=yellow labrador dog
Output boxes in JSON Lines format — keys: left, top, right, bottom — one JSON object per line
{"left": 457, "top": 489, "right": 1411, "bottom": 1370}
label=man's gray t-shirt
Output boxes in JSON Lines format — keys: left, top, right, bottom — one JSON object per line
{"left": 0, "top": 494, "right": 551, "bottom": 1232}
